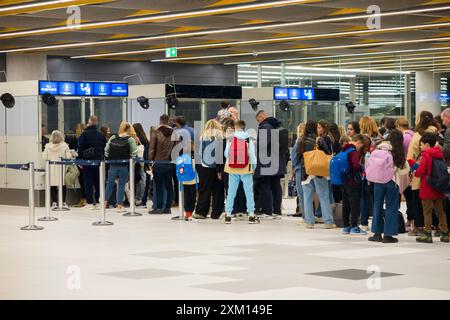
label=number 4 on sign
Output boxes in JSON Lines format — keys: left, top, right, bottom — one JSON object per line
{"left": 166, "top": 48, "right": 177, "bottom": 58}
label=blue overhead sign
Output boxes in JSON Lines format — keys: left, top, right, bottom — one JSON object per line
{"left": 274, "top": 87, "right": 337, "bottom": 101}
{"left": 94, "top": 83, "right": 111, "bottom": 96}
{"left": 76, "top": 82, "right": 93, "bottom": 96}
{"left": 38, "top": 81, "right": 128, "bottom": 97}
{"left": 58, "top": 82, "right": 76, "bottom": 95}
{"left": 39, "top": 81, "right": 58, "bottom": 95}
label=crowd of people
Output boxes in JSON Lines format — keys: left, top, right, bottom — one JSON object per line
{"left": 41, "top": 104, "right": 450, "bottom": 244}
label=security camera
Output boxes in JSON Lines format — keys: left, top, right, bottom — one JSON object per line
{"left": 42, "top": 92, "right": 56, "bottom": 106}
{"left": 249, "top": 98, "right": 259, "bottom": 111}
{"left": 345, "top": 101, "right": 356, "bottom": 114}
{"left": 279, "top": 100, "right": 290, "bottom": 112}
{"left": 137, "top": 96, "right": 150, "bottom": 109}
{"left": 0, "top": 93, "right": 15, "bottom": 109}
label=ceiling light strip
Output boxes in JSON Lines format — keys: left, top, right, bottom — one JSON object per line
{"left": 70, "top": 22, "right": 450, "bottom": 59}
{"left": 0, "top": 0, "right": 308, "bottom": 39}
{"left": 223, "top": 46, "right": 450, "bottom": 65}
{"left": 151, "top": 37, "right": 450, "bottom": 62}
{"left": 1, "top": 4, "right": 450, "bottom": 52}
{"left": 0, "top": 0, "right": 75, "bottom": 12}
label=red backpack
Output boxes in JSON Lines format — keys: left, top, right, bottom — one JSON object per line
{"left": 228, "top": 137, "right": 249, "bottom": 169}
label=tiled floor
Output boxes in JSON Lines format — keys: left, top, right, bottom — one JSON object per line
{"left": 0, "top": 200, "right": 449, "bottom": 300}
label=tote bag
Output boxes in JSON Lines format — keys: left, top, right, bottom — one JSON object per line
{"left": 303, "top": 145, "right": 332, "bottom": 177}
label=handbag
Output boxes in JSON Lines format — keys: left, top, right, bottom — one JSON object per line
{"left": 303, "top": 144, "right": 332, "bottom": 177}
{"left": 64, "top": 165, "right": 80, "bottom": 188}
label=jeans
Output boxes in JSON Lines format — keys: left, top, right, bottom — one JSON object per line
{"left": 152, "top": 180, "right": 166, "bottom": 209}
{"left": 105, "top": 165, "right": 129, "bottom": 205}
{"left": 372, "top": 181, "right": 399, "bottom": 236}
{"left": 83, "top": 165, "right": 100, "bottom": 204}
{"left": 153, "top": 163, "right": 174, "bottom": 210}
{"left": 360, "top": 181, "right": 374, "bottom": 227}
{"left": 256, "top": 176, "right": 282, "bottom": 215}
{"left": 342, "top": 183, "right": 361, "bottom": 228}
{"left": 315, "top": 180, "right": 334, "bottom": 218}
{"left": 294, "top": 169, "right": 305, "bottom": 216}
{"left": 135, "top": 166, "right": 146, "bottom": 203}
{"left": 302, "top": 177, "right": 334, "bottom": 225}
{"left": 226, "top": 174, "right": 255, "bottom": 216}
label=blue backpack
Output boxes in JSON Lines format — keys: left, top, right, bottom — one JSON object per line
{"left": 329, "top": 147, "right": 355, "bottom": 185}
{"left": 175, "top": 154, "right": 197, "bottom": 190}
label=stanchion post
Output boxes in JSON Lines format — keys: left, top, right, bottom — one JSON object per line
{"left": 21, "top": 162, "right": 44, "bottom": 230}
{"left": 53, "top": 158, "right": 69, "bottom": 211}
{"left": 171, "top": 181, "right": 184, "bottom": 220}
{"left": 123, "top": 158, "right": 142, "bottom": 217}
{"left": 38, "top": 160, "right": 58, "bottom": 221}
{"left": 93, "top": 161, "right": 113, "bottom": 226}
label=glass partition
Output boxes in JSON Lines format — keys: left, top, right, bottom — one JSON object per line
{"left": 169, "top": 99, "right": 201, "bottom": 127}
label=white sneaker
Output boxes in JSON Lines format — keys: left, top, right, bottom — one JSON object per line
{"left": 117, "top": 206, "right": 127, "bottom": 213}
{"left": 51, "top": 202, "right": 57, "bottom": 209}
{"left": 86, "top": 204, "right": 95, "bottom": 210}
{"left": 273, "top": 214, "right": 282, "bottom": 220}
{"left": 63, "top": 202, "right": 69, "bottom": 208}
{"left": 360, "top": 225, "right": 369, "bottom": 232}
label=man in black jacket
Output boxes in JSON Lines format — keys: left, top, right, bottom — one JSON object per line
{"left": 77, "top": 115, "right": 106, "bottom": 210}
{"left": 254, "top": 111, "right": 288, "bottom": 219}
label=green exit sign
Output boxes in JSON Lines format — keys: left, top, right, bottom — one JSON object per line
{"left": 165, "top": 47, "right": 177, "bottom": 58}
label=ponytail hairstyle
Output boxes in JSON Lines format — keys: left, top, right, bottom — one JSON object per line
{"left": 387, "top": 129, "right": 406, "bottom": 169}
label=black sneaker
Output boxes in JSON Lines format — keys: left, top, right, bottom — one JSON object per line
{"left": 382, "top": 236, "right": 399, "bottom": 243}
{"left": 224, "top": 216, "right": 231, "bottom": 224}
{"left": 149, "top": 209, "right": 163, "bottom": 214}
{"left": 368, "top": 233, "right": 383, "bottom": 242}
{"left": 162, "top": 208, "right": 172, "bottom": 214}
{"left": 249, "top": 216, "right": 260, "bottom": 224}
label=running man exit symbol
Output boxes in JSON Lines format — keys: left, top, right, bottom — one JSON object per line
{"left": 166, "top": 47, "right": 177, "bottom": 58}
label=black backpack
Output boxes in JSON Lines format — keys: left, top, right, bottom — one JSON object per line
{"left": 427, "top": 158, "right": 450, "bottom": 194}
{"left": 108, "top": 136, "right": 131, "bottom": 160}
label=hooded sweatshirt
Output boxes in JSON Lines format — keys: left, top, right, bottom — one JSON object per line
{"left": 224, "top": 129, "right": 257, "bottom": 174}
{"left": 341, "top": 143, "right": 362, "bottom": 186}
{"left": 43, "top": 142, "right": 72, "bottom": 186}
{"left": 414, "top": 146, "right": 447, "bottom": 199}
{"left": 148, "top": 125, "right": 175, "bottom": 161}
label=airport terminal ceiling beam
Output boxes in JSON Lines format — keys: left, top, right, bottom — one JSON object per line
{"left": 0, "top": 0, "right": 113, "bottom": 17}
{"left": 0, "top": 0, "right": 310, "bottom": 39}
{"left": 1, "top": 5, "right": 449, "bottom": 54}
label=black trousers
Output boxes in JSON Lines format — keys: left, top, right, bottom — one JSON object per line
{"left": 411, "top": 189, "right": 424, "bottom": 228}
{"left": 183, "top": 184, "right": 197, "bottom": 213}
{"left": 83, "top": 165, "right": 100, "bottom": 204}
{"left": 403, "top": 186, "right": 414, "bottom": 221}
{"left": 256, "top": 176, "right": 282, "bottom": 215}
{"left": 342, "top": 183, "right": 361, "bottom": 228}
{"left": 77, "top": 166, "right": 85, "bottom": 198}
{"left": 196, "top": 166, "right": 224, "bottom": 218}
{"left": 332, "top": 184, "right": 342, "bottom": 204}
{"left": 224, "top": 173, "right": 247, "bottom": 214}
{"left": 51, "top": 186, "right": 66, "bottom": 203}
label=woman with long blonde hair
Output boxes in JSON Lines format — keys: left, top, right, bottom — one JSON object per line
{"left": 194, "top": 119, "right": 225, "bottom": 219}
{"left": 359, "top": 116, "right": 382, "bottom": 147}
{"left": 104, "top": 121, "right": 138, "bottom": 212}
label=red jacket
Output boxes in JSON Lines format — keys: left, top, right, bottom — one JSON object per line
{"left": 414, "top": 146, "right": 446, "bottom": 199}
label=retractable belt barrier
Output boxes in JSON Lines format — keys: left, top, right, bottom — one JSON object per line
{"left": 1, "top": 158, "right": 178, "bottom": 230}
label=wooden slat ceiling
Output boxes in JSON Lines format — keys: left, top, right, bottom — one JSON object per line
{"left": 0, "top": 0, "right": 449, "bottom": 71}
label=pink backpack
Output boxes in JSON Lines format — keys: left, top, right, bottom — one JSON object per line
{"left": 365, "top": 149, "right": 394, "bottom": 184}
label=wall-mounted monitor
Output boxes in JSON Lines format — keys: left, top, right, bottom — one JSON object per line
{"left": 38, "top": 80, "right": 128, "bottom": 97}
{"left": 39, "top": 81, "right": 59, "bottom": 95}
{"left": 111, "top": 83, "right": 128, "bottom": 97}
{"left": 274, "top": 87, "right": 288, "bottom": 100}
{"left": 274, "top": 87, "right": 338, "bottom": 101}
{"left": 76, "top": 82, "right": 94, "bottom": 96}
{"left": 93, "top": 83, "right": 111, "bottom": 96}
